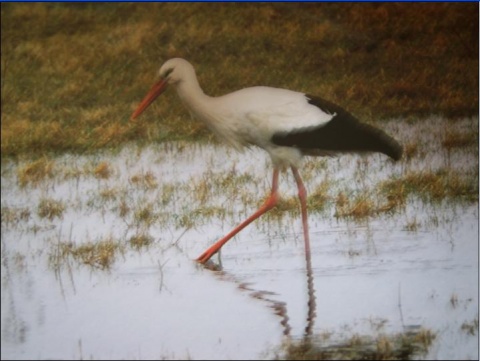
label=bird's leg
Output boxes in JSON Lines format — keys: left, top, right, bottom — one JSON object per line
{"left": 292, "top": 167, "right": 316, "bottom": 336}
{"left": 196, "top": 168, "right": 280, "bottom": 264}
{"left": 291, "top": 167, "right": 311, "bottom": 257}
{"left": 292, "top": 167, "right": 317, "bottom": 337}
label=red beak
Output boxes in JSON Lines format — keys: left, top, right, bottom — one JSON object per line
{"left": 131, "top": 78, "right": 168, "bottom": 120}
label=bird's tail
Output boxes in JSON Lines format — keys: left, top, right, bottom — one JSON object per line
{"left": 356, "top": 121, "right": 403, "bottom": 161}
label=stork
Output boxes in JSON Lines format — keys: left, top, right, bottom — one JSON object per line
{"left": 131, "top": 58, "right": 402, "bottom": 265}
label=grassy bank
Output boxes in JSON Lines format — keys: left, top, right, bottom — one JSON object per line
{"left": 1, "top": 3, "right": 478, "bottom": 158}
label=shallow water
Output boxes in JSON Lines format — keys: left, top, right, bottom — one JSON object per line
{"left": 1, "top": 117, "right": 478, "bottom": 359}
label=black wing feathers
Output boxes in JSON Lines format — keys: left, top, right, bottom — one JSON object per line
{"left": 271, "top": 95, "right": 403, "bottom": 161}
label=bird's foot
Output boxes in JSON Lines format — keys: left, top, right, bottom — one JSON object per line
{"left": 196, "top": 251, "right": 222, "bottom": 271}
{"left": 196, "top": 249, "right": 216, "bottom": 264}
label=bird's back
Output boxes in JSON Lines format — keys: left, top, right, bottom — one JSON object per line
{"left": 215, "top": 87, "right": 334, "bottom": 147}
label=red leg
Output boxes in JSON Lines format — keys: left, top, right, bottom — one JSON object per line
{"left": 291, "top": 167, "right": 311, "bottom": 257}
{"left": 196, "top": 169, "right": 280, "bottom": 264}
{"left": 291, "top": 167, "right": 316, "bottom": 336}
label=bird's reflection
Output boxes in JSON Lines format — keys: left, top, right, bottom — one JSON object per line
{"left": 303, "top": 247, "right": 317, "bottom": 339}
{"left": 202, "top": 245, "right": 317, "bottom": 340}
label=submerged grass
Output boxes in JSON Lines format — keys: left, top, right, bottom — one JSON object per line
{"left": 278, "top": 328, "right": 435, "bottom": 360}
{"left": 1, "top": 206, "right": 31, "bottom": 228}
{"left": 93, "top": 161, "right": 112, "bottom": 179}
{"left": 52, "top": 238, "right": 124, "bottom": 270}
{"left": 335, "top": 194, "right": 377, "bottom": 219}
{"left": 442, "top": 130, "right": 478, "bottom": 151}
{"left": 129, "top": 233, "right": 154, "bottom": 250}
{"left": 130, "top": 171, "right": 158, "bottom": 189}
{"left": 17, "top": 157, "right": 55, "bottom": 187}
{"left": 1, "top": 3, "right": 478, "bottom": 158}
{"left": 37, "top": 198, "right": 65, "bottom": 221}
{"left": 460, "top": 316, "right": 478, "bottom": 336}
{"left": 380, "top": 169, "right": 479, "bottom": 203}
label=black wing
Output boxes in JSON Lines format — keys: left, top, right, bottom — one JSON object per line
{"left": 271, "top": 95, "right": 403, "bottom": 161}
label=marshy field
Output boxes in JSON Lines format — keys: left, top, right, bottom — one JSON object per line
{"left": 1, "top": 3, "right": 479, "bottom": 360}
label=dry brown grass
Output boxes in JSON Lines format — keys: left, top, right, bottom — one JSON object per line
{"left": 130, "top": 171, "right": 158, "bottom": 189}
{"left": 277, "top": 327, "right": 435, "bottom": 360}
{"left": 308, "top": 180, "right": 330, "bottom": 211}
{"left": 442, "top": 129, "right": 478, "bottom": 151}
{"left": 37, "top": 198, "right": 65, "bottom": 221}
{"left": 17, "top": 157, "right": 55, "bottom": 187}
{"left": 57, "top": 238, "right": 124, "bottom": 270}
{"left": 335, "top": 193, "right": 377, "bottom": 219}
{"left": 94, "top": 161, "right": 112, "bottom": 179}
{"left": 129, "top": 234, "right": 153, "bottom": 250}
{"left": 1, "top": 206, "right": 31, "bottom": 227}
{"left": 1, "top": 3, "right": 478, "bottom": 158}
{"left": 403, "top": 143, "right": 419, "bottom": 161}
{"left": 380, "top": 169, "right": 479, "bottom": 203}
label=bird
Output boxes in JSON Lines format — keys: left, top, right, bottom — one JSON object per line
{"left": 131, "top": 58, "right": 402, "bottom": 265}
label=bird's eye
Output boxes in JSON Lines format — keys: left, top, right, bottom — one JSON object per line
{"left": 163, "top": 68, "right": 174, "bottom": 79}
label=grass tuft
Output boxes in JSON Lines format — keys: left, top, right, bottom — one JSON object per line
{"left": 37, "top": 198, "right": 65, "bottom": 220}
{"left": 17, "top": 157, "right": 55, "bottom": 187}
{"left": 277, "top": 328, "right": 435, "bottom": 360}
{"left": 129, "top": 233, "right": 153, "bottom": 250}
{"left": 130, "top": 171, "right": 158, "bottom": 189}
{"left": 134, "top": 203, "right": 156, "bottom": 226}
{"left": 1, "top": 206, "right": 31, "bottom": 227}
{"left": 335, "top": 194, "right": 376, "bottom": 219}
{"left": 94, "top": 161, "right": 112, "bottom": 179}
{"left": 460, "top": 316, "right": 478, "bottom": 336}
{"left": 308, "top": 180, "right": 330, "bottom": 212}
{"left": 380, "top": 169, "right": 478, "bottom": 203}
{"left": 442, "top": 129, "right": 478, "bottom": 150}
{"left": 54, "top": 238, "right": 124, "bottom": 270}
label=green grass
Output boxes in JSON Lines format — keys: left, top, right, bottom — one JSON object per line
{"left": 1, "top": 3, "right": 478, "bottom": 158}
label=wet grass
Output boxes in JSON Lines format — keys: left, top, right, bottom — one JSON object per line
{"left": 380, "top": 169, "right": 479, "bottom": 204}
{"left": 93, "top": 161, "right": 112, "bottom": 179}
{"left": 278, "top": 328, "right": 435, "bottom": 360}
{"left": 1, "top": 206, "right": 31, "bottom": 228}
{"left": 50, "top": 237, "right": 125, "bottom": 271}
{"left": 1, "top": 114, "right": 477, "bottom": 358}
{"left": 460, "top": 316, "right": 478, "bottom": 336}
{"left": 1, "top": 3, "right": 478, "bottom": 158}
{"left": 442, "top": 130, "right": 478, "bottom": 151}
{"left": 130, "top": 171, "right": 158, "bottom": 189}
{"left": 335, "top": 193, "right": 377, "bottom": 219}
{"left": 37, "top": 198, "right": 65, "bottom": 221}
{"left": 129, "top": 233, "right": 154, "bottom": 251}
{"left": 17, "top": 157, "right": 55, "bottom": 187}
{"left": 7, "top": 117, "right": 476, "bottom": 243}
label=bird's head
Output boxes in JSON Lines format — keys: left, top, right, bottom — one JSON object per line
{"left": 158, "top": 58, "right": 194, "bottom": 85}
{"left": 131, "top": 58, "right": 194, "bottom": 120}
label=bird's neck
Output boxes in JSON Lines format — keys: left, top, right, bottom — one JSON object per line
{"left": 173, "top": 76, "right": 243, "bottom": 149}
{"left": 174, "top": 77, "right": 212, "bottom": 115}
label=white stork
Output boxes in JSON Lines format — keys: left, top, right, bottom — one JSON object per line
{"left": 131, "top": 58, "right": 402, "bottom": 265}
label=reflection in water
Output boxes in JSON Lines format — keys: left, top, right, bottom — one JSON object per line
{"left": 208, "top": 262, "right": 293, "bottom": 336}
{"left": 303, "top": 247, "right": 317, "bottom": 339}
{"left": 204, "top": 245, "right": 317, "bottom": 340}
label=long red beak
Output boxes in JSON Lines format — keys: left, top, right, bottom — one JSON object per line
{"left": 131, "top": 78, "right": 168, "bottom": 120}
